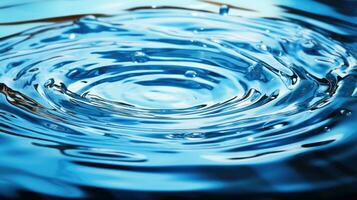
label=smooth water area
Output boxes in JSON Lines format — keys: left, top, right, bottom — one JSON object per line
{"left": 0, "top": 1, "right": 356, "bottom": 199}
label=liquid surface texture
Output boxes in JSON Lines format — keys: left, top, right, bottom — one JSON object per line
{"left": 0, "top": 0, "right": 356, "bottom": 199}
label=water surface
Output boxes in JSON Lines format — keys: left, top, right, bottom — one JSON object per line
{"left": 0, "top": 0, "right": 356, "bottom": 199}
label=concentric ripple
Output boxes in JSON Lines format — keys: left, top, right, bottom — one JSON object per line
{"left": 0, "top": 8, "right": 356, "bottom": 198}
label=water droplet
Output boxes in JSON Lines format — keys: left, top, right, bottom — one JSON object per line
{"left": 219, "top": 5, "right": 229, "bottom": 15}
{"left": 273, "top": 124, "right": 284, "bottom": 129}
{"left": 132, "top": 51, "right": 149, "bottom": 63}
{"left": 166, "top": 133, "right": 182, "bottom": 139}
{"left": 185, "top": 132, "right": 205, "bottom": 141}
{"left": 256, "top": 42, "right": 268, "bottom": 51}
{"left": 193, "top": 28, "right": 205, "bottom": 34}
{"left": 68, "top": 33, "right": 76, "bottom": 40}
{"left": 301, "top": 39, "right": 315, "bottom": 48}
{"left": 292, "top": 77, "right": 298, "bottom": 84}
{"left": 185, "top": 70, "right": 197, "bottom": 78}
{"left": 324, "top": 127, "right": 331, "bottom": 132}
{"left": 340, "top": 109, "right": 352, "bottom": 116}
{"left": 247, "top": 136, "right": 254, "bottom": 142}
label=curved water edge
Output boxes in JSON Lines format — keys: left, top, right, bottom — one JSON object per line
{"left": 0, "top": 2, "right": 356, "bottom": 199}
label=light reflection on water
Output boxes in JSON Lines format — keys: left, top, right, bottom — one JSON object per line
{"left": 0, "top": 0, "right": 356, "bottom": 199}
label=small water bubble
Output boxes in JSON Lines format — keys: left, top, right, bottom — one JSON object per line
{"left": 166, "top": 133, "right": 181, "bottom": 139}
{"left": 193, "top": 27, "right": 205, "bottom": 34}
{"left": 273, "top": 124, "right": 284, "bottom": 129}
{"left": 257, "top": 42, "right": 268, "bottom": 51}
{"left": 324, "top": 127, "right": 331, "bottom": 132}
{"left": 184, "top": 70, "right": 197, "bottom": 78}
{"left": 68, "top": 33, "right": 76, "bottom": 40}
{"left": 132, "top": 51, "right": 149, "bottom": 63}
{"left": 185, "top": 132, "right": 205, "bottom": 141}
{"left": 219, "top": 5, "right": 230, "bottom": 15}
{"left": 292, "top": 77, "right": 298, "bottom": 84}
{"left": 247, "top": 136, "right": 254, "bottom": 142}
{"left": 301, "top": 39, "right": 315, "bottom": 48}
{"left": 340, "top": 109, "right": 352, "bottom": 116}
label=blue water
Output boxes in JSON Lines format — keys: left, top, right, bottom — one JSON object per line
{"left": 0, "top": 1, "right": 356, "bottom": 199}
